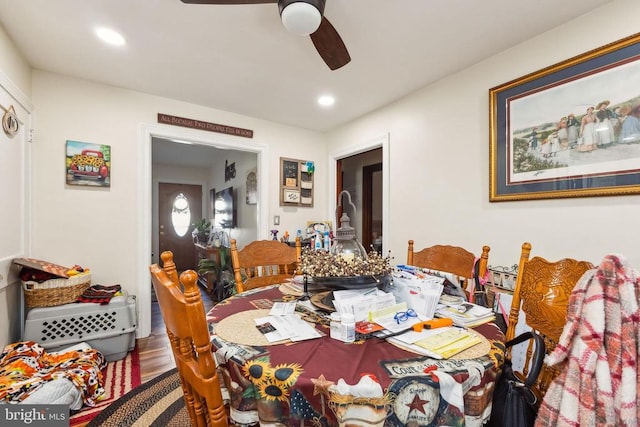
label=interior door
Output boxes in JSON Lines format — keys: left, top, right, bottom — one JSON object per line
{"left": 158, "top": 183, "right": 202, "bottom": 270}
{"left": 336, "top": 157, "right": 344, "bottom": 219}
{"left": 362, "top": 163, "right": 383, "bottom": 252}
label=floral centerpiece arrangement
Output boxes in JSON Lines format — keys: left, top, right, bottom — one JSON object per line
{"left": 300, "top": 248, "right": 393, "bottom": 288}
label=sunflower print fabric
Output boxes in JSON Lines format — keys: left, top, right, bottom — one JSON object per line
{"left": 242, "top": 358, "right": 303, "bottom": 402}
{"left": 0, "top": 341, "right": 106, "bottom": 407}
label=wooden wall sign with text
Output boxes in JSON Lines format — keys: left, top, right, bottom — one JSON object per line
{"left": 157, "top": 113, "right": 253, "bottom": 138}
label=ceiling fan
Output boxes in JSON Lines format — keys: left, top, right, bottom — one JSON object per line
{"left": 180, "top": 0, "right": 351, "bottom": 70}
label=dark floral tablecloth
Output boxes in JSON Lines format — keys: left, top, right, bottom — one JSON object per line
{"left": 207, "top": 286, "right": 505, "bottom": 427}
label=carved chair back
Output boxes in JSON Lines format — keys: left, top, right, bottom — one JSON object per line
{"left": 407, "top": 240, "right": 491, "bottom": 291}
{"left": 231, "top": 237, "right": 301, "bottom": 293}
{"left": 149, "top": 251, "right": 228, "bottom": 427}
{"left": 505, "top": 242, "right": 594, "bottom": 396}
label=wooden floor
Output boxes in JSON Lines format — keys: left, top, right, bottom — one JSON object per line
{"left": 136, "top": 286, "right": 216, "bottom": 383}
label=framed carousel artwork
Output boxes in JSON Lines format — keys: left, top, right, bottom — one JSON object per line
{"left": 490, "top": 32, "right": 640, "bottom": 201}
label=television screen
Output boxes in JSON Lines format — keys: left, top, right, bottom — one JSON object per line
{"left": 214, "top": 186, "right": 236, "bottom": 229}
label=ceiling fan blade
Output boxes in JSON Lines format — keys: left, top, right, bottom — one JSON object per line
{"left": 180, "top": 0, "right": 276, "bottom": 4}
{"left": 310, "top": 17, "right": 350, "bottom": 70}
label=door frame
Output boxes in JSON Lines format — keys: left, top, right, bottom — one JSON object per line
{"left": 138, "top": 123, "right": 269, "bottom": 337}
{"left": 328, "top": 133, "right": 390, "bottom": 254}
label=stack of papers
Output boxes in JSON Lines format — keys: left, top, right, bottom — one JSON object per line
{"left": 369, "top": 302, "right": 423, "bottom": 334}
{"left": 396, "top": 265, "right": 466, "bottom": 299}
{"left": 414, "top": 328, "right": 482, "bottom": 358}
{"left": 435, "top": 302, "right": 495, "bottom": 327}
{"left": 386, "top": 326, "right": 481, "bottom": 359}
{"left": 439, "top": 294, "right": 466, "bottom": 306}
{"left": 253, "top": 302, "right": 322, "bottom": 342}
{"left": 390, "top": 269, "right": 444, "bottom": 318}
{"left": 332, "top": 288, "right": 396, "bottom": 322}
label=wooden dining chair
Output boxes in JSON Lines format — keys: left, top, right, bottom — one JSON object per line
{"left": 407, "top": 240, "right": 491, "bottom": 293}
{"left": 230, "top": 237, "right": 301, "bottom": 293}
{"left": 504, "top": 242, "right": 594, "bottom": 397}
{"left": 149, "top": 251, "right": 228, "bottom": 427}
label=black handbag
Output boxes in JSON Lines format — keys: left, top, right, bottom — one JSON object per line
{"left": 486, "top": 331, "right": 545, "bottom": 427}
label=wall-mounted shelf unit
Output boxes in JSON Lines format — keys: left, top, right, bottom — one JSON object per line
{"left": 280, "top": 157, "right": 314, "bottom": 207}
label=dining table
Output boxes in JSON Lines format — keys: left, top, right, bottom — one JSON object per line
{"left": 206, "top": 284, "right": 505, "bottom": 427}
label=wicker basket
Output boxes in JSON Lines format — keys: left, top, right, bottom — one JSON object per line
{"left": 22, "top": 272, "right": 91, "bottom": 308}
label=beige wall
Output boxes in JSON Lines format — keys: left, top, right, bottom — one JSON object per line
{"left": 0, "top": 24, "right": 31, "bottom": 347}
{"left": 327, "top": 0, "right": 640, "bottom": 269}
{"left": 28, "top": 71, "right": 326, "bottom": 339}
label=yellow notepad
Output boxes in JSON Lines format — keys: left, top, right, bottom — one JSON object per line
{"left": 414, "top": 328, "right": 482, "bottom": 359}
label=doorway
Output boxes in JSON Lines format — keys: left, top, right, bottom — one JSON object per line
{"left": 138, "top": 123, "right": 269, "bottom": 338}
{"left": 336, "top": 147, "right": 383, "bottom": 253}
{"left": 329, "top": 133, "right": 389, "bottom": 256}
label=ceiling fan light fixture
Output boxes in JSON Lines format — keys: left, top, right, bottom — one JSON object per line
{"left": 279, "top": 0, "right": 324, "bottom": 36}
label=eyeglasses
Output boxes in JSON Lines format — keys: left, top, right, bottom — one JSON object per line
{"left": 394, "top": 308, "right": 417, "bottom": 324}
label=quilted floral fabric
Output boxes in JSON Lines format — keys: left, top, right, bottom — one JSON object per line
{"left": 0, "top": 341, "right": 106, "bottom": 407}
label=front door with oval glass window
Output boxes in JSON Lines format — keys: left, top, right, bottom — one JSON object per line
{"left": 158, "top": 183, "right": 203, "bottom": 270}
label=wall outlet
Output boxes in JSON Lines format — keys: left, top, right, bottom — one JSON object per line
{"left": 273, "top": 215, "right": 280, "bottom": 225}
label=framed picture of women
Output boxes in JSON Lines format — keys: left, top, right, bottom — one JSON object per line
{"left": 489, "top": 32, "right": 640, "bottom": 201}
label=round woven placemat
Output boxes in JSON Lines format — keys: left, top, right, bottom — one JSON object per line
{"left": 215, "top": 309, "right": 287, "bottom": 346}
{"left": 279, "top": 282, "right": 303, "bottom": 296}
{"left": 388, "top": 327, "right": 491, "bottom": 360}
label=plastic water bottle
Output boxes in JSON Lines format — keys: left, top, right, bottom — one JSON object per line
{"left": 323, "top": 231, "right": 331, "bottom": 251}
{"left": 314, "top": 232, "right": 322, "bottom": 250}
{"left": 341, "top": 313, "right": 356, "bottom": 343}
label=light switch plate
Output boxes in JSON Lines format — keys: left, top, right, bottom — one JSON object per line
{"left": 274, "top": 215, "right": 280, "bottom": 225}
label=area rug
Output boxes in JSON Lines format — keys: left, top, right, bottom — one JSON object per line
{"left": 70, "top": 345, "right": 141, "bottom": 426}
{"left": 86, "top": 367, "right": 190, "bottom": 427}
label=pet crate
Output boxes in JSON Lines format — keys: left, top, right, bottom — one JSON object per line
{"left": 23, "top": 294, "right": 137, "bottom": 362}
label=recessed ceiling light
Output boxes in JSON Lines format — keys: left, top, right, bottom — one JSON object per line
{"left": 318, "top": 95, "right": 335, "bottom": 107}
{"left": 95, "top": 27, "right": 126, "bottom": 46}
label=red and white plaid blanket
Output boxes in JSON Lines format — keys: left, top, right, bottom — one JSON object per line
{"left": 535, "top": 254, "right": 640, "bottom": 427}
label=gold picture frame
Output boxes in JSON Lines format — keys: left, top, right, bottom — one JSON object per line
{"left": 489, "top": 32, "right": 640, "bottom": 201}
